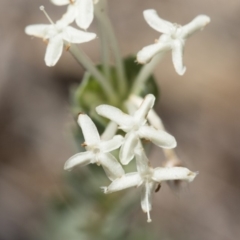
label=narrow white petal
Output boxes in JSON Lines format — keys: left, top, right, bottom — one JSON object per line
{"left": 172, "top": 40, "right": 186, "bottom": 76}
{"left": 76, "top": 0, "right": 94, "bottom": 29}
{"left": 134, "top": 94, "right": 155, "bottom": 123}
{"left": 180, "top": 15, "right": 211, "bottom": 39}
{"left": 143, "top": 9, "right": 173, "bottom": 34}
{"left": 64, "top": 151, "right": 94, "bottom": 170}
{"left": 45, "top": 35, "right": 63, "bottom": 67}
{"left": 58, "top": 4, "right": 76, "bottom": 26}
{"left": 96, "top": 105, "right": 134, "bottom": 130}
{"left": 129, "top": 95, "right": 165, "bottom": 130}
{"left": 152, "top": 167, "right": 198, "bottom": 182}
{"left": 51, "top": 0, "right": 69, "bottom": 6}
{"left": 63, "top": 26, "right": 96, "bottom": 43}
{"left": 135, "top": 147, "right": 150, "bottom": 174}
{"left": 78, "top": 113, "right": 100, "bottom": 145}
{"left": 141, "top": 181, "right": 155, "bottom": 223}
{"left": 25, "top": 24, "right": 49, "bottom": 38}
{"left": 137, "top": 42, "right": 171, "bottom": 64}
{"left": 103, "top": 173, "right": 142, "bottom": 194}
{"left": 138, "top": 126, "right": 177, "bottom": 149}
{"left": 119, "top": 132, "right": 139, "bottom": 165}
{"left": 101, "top": 121, "right": 118, "bottom": 141}
{"left": 98, "top": 153, "right": 125, "bottom": 181}
{"left": 99, "top": 135, "right": 123, "bottom": 153}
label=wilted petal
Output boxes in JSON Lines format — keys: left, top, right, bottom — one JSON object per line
{"left": 138, "top": 126, "right": 177, "bottom": 149}
{"left": 76, "top": 0, "right": 94, "bottom": 29}
{"left": 152, "top": 167, "right": 198, "bottom": 182}
{"left": 141, "top": 181, "right": 155, "bottom": 223}
{"left": 172, "top": 40, "right": 186, "bottom": 75}
{"left": 98, "top": 153, "right": 124, "bottom": 181}
{"left": 102, "top": 172, "right": 142, "bottom": 194}
{"left": 96, "top": 105, "right": 134, "bottom": 130}
{"left": 78, "top": 113, "right": 100, "bottom": 145}
{"left": 119, "top": 132, "right": 139, "bottom": 165}
{"left": 45, "top": 35, "right": 63, "bottom": 66}
{"left": 51, "top": 0, "right": 69, "bottom": 6}
{"left": 133, "top": 94, "right": 155, "bottom": 124}
{"left": 180, "top": 15, "right": 211, "bottom": 39}
{"left": 143, "top": 9, "right": 173, "bottom": 34}
{"left": 25, "top": 24, "right": 49, "bottom": 38}
{"left": 99, "top": 135, "right": 123, "bottom": 153}
{"left": 64, "top": 151, "right": 94, "bottom": 170}
{"left": 137, "top": 42, "right": 171, "bottom": 64}
{"left": 63, "top": 26, "right": 96, "bottom": 43}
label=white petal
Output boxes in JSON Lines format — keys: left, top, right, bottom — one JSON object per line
{"left": 45, "top": 35, "right": 63, "bottom": 67}
{"left": 143, "top": 9, "right": 173, "bottom": 34}
{"left": 119, "top": 132, "right": 139, "bottom": 165}
{"left": 58, "top": 4, "right": 76, "bottom": 26}
{"left": 137, "top": 42, "right": 171, "bottom": 64}
{"left": 141, "top": 181, "right": 155, "bottom": 223}
{"left": 78, "top": 113, "right": 100, "bottom": 145}
{"left": 25, "top": 24, "right": 49, "bottom": 38}
{"left": 180, "top": 15, "right": 211, "bottom": 39}
{"left": 96, "top": 105, "right": 134, "bottom": 131}
{"left": 64, "top": 151, "right": 94, "bottom": 170}
{"left": 76, "top": 0, "right": 94, "bottom": 30}
{"left": 152, "top": 167, "right": 198, "bottom": 182}
{"left": 99, "top": 135, "right": 123, "bottom": 153}
{"left": 171, "top": 40, "right": 186, "bottom": 75}
{"left": 98, "top": 153, "right": 124, "bottom": 181}
{"left": 138, "top": 126, "right": 177, "bottom": 149}
{"left": 133, "top": 94, "right": 155, "bottom": 124}
{"left": 63, "top": 26, "right": 96, "bottom": 43}
{"left": 102, "top": 173, "right": 142, "bottom": 194}
{"left": 135, "top": 147, "right": 150, "bottom": 174}
{"left": 51, "top": 0, "right": 69, "bottom": 6}
{"left": 101, "top": 121, "right": 118, "bottom": 141}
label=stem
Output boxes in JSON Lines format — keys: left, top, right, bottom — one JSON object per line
{"left": 68, "top": 44, "right": 117, "bottom": 104}
{"left": 131, "top": 52, "right": 165, "bottom": 95}
{"left": 95, "top": 0, "right": 127, "bottom": 97}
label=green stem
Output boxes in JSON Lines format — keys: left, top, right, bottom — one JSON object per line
{"left": 69, "top": 44, "right": 117, "bottom": 104}
{"left": 95, "top": 0, "right": 127, "bottom": 98}
{"left": 131, "top": 53, "right": 165, "bottom": 95}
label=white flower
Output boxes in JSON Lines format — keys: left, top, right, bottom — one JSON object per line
{"left": 51, "top": 0, "right": 95, "bottom": 30}
{"left": 102, "top": 148, "right": 198, "bottom": 222}
{"left": 96, "top": 94, "right": 177, "bottom": 165}
{"left": 137, "top": 9, "right": 211, "bottom": 75}
{"left": 64, "top": 113, "right": 124, "bottom": 181}
{"left": 25, "top": 17, "right": 96, "bottom": 66}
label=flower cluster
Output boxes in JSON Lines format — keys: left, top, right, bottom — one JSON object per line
{"left": 65, "top": 94, "right": 198, "bottom": 222}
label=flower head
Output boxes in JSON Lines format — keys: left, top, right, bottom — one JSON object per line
{"left": 102, "top": 148, "right": 198, "bottom": 222}
{"left": 137, "top": 9, "right": 210, "bottom": 75}
{"left": 25, "top": 6, "right": 96, "bottom": 66}
{"left": 64, "top": 113, "right": 124, "bottom": 181}
{"left": 96, "top": 94, "right": 177, "bottom": 165}
{"left": 51, "top": 0, "right": 95, "bottom": 30}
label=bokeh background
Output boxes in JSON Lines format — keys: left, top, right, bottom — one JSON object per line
{"left": 1, "top": 0, "right": 240, "bottom": 239}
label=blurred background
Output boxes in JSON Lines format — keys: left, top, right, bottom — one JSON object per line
{"left": 1, "top": 0, "right": 240, "bottom": 239}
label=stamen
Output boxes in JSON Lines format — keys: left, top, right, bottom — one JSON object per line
{"left": 40, "top": 6, "right": 55, "bottom": 25}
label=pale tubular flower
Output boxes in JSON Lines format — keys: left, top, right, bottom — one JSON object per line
{"left": 64, "top": 113, "right": 124, "bottom": 181}
{"left": 137, "top": 9, "right": 211, "bottom": 75}
{"left": 96, "top": 94, "right": 177, "bottom": 165}
{"left": 25, "top": 7, "right": 96, "bottom": 66}
{"left": 102, "top": 148, "right": 198, "bottom": 222}
{"left": 51, "top": 0, "right": 95, "bottom": 30}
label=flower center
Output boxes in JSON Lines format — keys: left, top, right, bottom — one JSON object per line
{"left": 170, "top": 24, "right": 181, "bottom": 39}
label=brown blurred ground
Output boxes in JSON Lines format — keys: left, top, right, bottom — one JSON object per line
{"left": 1, "top": 0, "right": 240, "bottom": 239}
